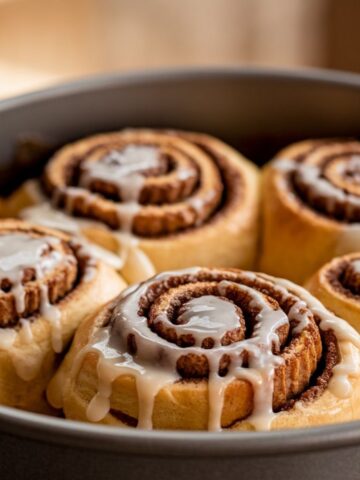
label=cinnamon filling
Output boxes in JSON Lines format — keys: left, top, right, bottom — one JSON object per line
{"left": 43, "top": 130, "right": 243, "bottom": 237}
{"left": 0, "top": 222, "right": 96, "bottom": 338}
{"left": 285, "top": 329, "right": 339, "bottom": 408}
{"left": 326, "top": 257, "right": 360, "bottom": 297}
{"left": 79, "top": 268, "right": 345, "bottom": 431}
{"left": 277, "top": 141, "right": 360, "bottom": 223}
{"left": 0, "top": 234, "right": 76, "bottom": 327}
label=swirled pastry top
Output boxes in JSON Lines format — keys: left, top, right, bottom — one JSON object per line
{"left": 273, "top": 140, "right": 360, "bottom": 223}
{"left": 323, "top": 254, "right": 360, "bottom": 297}
{"left": 42, "top": 129, "right": 250, "bottom": 237}
{"left": 73, "top": 267, "right": 360, "bottom": 431}
{"left": 0, "top": 220, "right": 97, "bottom": 344}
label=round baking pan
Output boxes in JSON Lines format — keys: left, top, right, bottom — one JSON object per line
{"left": 1, "top": 67, "right": 360, "bottom": 480}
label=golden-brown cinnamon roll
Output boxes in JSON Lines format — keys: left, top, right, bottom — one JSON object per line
{"left": 6, "top": 129, "right": 260, "bottom": 278}
{"left": 260, "top": 139, "right": 360, "bottom": 284}
{"left": 307, "top": 253, "right": 360, "bottom": 332}
{"left": 0, "top": 219, "right": 125, "bottom": 413}
{"left": 48, "top": 267, "right": 360, "bottom": 431}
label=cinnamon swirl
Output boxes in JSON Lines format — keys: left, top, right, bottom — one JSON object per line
{"left": 0, "top": 219, "right": 125, "bottom": 413}
{"left": 7, "top": 129, "right": 260, "bottom": 279}
{"left": 307, "top": 253, "right": 360, "bottom": 332}
{"left": 48, "top": 267, "right": 360, "bottom": 431}
{"left": 260, "top": 139, "right": 360, "bottom": 283}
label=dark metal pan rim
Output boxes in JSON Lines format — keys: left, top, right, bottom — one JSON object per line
{"left": 1, "top": 65, "right": 360, "bottom": 113}
{"left": 1, "top": 66, "right": 360, "bottom": 458}
{"left": 1, "top": 403, "right": 360, "bottom": 457}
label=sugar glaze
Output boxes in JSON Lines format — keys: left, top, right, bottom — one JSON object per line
{"left": 0, "top": 232, "right": 95, "bottom": 380}
{"left": 65, "top": 269, "right": 360, "bottom": 431}
{"left": 21, "top": 154, "right": 156, "bottom": 281}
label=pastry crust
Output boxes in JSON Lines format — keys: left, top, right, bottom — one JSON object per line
{"left": 260, "top": 139, "right": 360, "bottom": 284}
{"left": 48, "top": 268, "right": 360, "bottom": 431}
{"left": 306, "top": 253, "right": 360, "bottom": 332}
{"left": 3, "top": 129, "right": 260, "bottom": 272}
{"left": 0, "top": 219, "right": 126, "bottom": 413}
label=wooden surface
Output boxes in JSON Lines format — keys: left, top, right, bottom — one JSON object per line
{"left": 0, "top": 0, "right": 358, "bottom": 99}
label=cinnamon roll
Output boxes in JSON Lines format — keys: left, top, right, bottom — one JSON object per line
{"left": 6, "top": 129, "right": 260, "bottom": 279}
{"left": 260, "top": 139, "right": 360, "bottom": 283}
{"left": 0, "top": 219, "right": 125, "bottom": 413}
{"left": 307, "top": 253, "right": 360, "bottom": 332}
{"left": 48, "top": 267, "right": 360, "bottom": 431}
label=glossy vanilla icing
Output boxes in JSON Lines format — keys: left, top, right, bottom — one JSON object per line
{"left": 0, "top": 232, "right": 96, "bottom": 380}
{"left": 21, "top": 151, "right": 157, "bottom": 282}
{"left": 61, "top": 269, "right": 360, "bottom": 432}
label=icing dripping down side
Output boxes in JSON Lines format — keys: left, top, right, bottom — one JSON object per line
{"left": 0, "top": 233, "right": 65, "bottom": 378}
{"left": 21, "top": 202, "right": 156, "bottom": 283}
{"left": 62, "top": 145, "right": 160, "bottom": 274}
{"left": 263, "top": 274, "right": 360, "bottom": 399}
{"left": 21, "top": 179, "right": 156, "bottom": 283}
{"left": 79, "top": 145, "right": 161, "bottom": 233}
{"left": 0, "top": 232, "right": 99, "bottom": 380}
{"left": 74, "top": 268, "right": 360, "bottom": 432}
{"left": 0, "top": 234, "right": 63, "bottom": 331}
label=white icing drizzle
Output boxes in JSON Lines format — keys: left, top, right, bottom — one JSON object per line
{"left": 175, "top": 295, "right": 239, "bottom": 346}
{"left": 0, "top": 232, "right": 98, "bottom": 380}
{"left": 188, "top": 190, "right": 216, "bottom": 213}
{"left": 266, "top": 275, "right": 360, "bottom": 345}
{"left": 21, "top": 182, "right": 156, "bottom": 283}
{"left": 329, "top": 342, "right": 360, "bottom": 398}
{"left": 262, "top": 274, "right": 360, "bottom": 398}
{"left": 72, "top": 268, "right": 357, "bottom": 432}
{"left": 273, "top": 158, "right": 296, "bottom": 173}
{"left": 80, "top": 145, "right": 160, "bottom": 235}
{"left": 0, "top": 233, "right": 66, "bottom": 377}
{"left": 21, "top": 203, "right": 80, "bottom": 234}
{"left": 21, "top": 204, "right": 123, "bottom": 270}
{"left": 219, "top": 280, "right": 287, "bottom": 430}
{"left": 39, "top": 283, "right": 62, "bottom": 353}
{"left": 273, "top": 154, "right": 360, "bottom": 273}
{"left": 187, "top": 189, "right": 219, "bottom": 227}
{"left": 0, "top": 233, "right": 62, "bottom": 319}
{"left": 207, "top": 365, "right": 235, "bottom": 432}
{"left": 274, "top": 154, "right": 360, "bottom": 216}
{"left": 85, "top": 327, "right": 177, "bottom": 428}
{"left": 335, "top": 155, "right": 360, "bottom": 183}
{"left": 100, "top": 149, "right": 156, "bottom": 266}
{"left": 289, "top": 300, "right": 310, "bottom": 334}
{"left": 80, "top": 146, "right": 161, "bottom": 196}
{"left": 297, "top": 164, "right": 350, "bottom": 208}
{"left": 350, "top": 259, "right": 360, "bottom": 274}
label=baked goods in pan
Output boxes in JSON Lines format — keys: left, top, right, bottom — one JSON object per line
{"left": 48, "top": 267, "right": 360, "bottom": 431}
{"left": 260, "top": 139, "right": 360, "bottom": 283}
{"left": 0, "top": 219, "right": 125, "bottom": 413}
{"left": 307, "top": 252, "right": 360, "bottom": 332}
{"left": 5, "top": 129, "right": 260, "bottom": 279}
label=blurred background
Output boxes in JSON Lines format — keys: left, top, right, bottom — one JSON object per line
{"left": 0, "top": 0, "right": 359, "bottom": 99}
